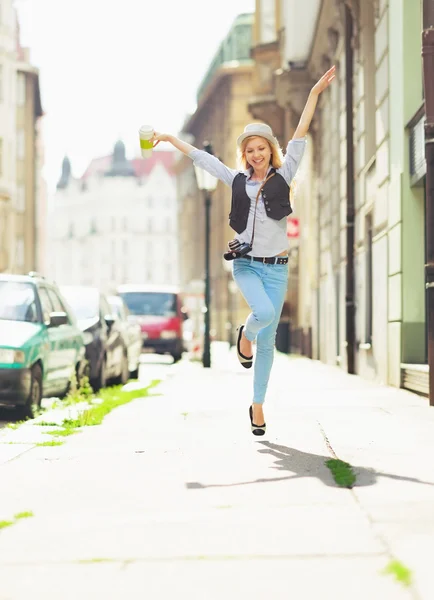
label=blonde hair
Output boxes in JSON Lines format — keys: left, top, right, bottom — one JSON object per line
{"left": 237, "top": 135, "right": 296, "bottom": 197}
{"left": 237, "top": 136, "right": 283, "bottom": 170}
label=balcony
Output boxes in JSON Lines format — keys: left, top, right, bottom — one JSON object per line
{"left": 196, "top": 13, "right": 254, "bottom": 102}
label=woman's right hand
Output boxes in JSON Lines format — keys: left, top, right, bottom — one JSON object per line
{"left": 152, "top": 131, "right": 171, "bottom": 147}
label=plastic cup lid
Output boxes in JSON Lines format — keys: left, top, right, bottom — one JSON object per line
{"left": 139, "top": 125, "right": 154, "bottom": 135}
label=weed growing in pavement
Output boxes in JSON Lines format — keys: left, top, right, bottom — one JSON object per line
{"left": 0, "top": 511, "right": 34, "bottom": 530}
{"left": 43, "top": 428, "right": 79, "bottom": 437}
{"left": 6, "top": 419, "right": 28, "bottom": 430}
{"left": 382, "top": 560, "right": 413, "bottom": 587}
{"left": 325, "top": 458, "right": 356, "bottom": 488}
{"left": 41, "top": 380, "right": 161, "bottom": 444}
{"left": 181, "top": 412, "right": 189, "bottom": 419}
{"left": 14, "top": 511, "right": 33, "bottom": 520}
{"left": 63, "top": 380, "right": 161, "bottom": 428}
{"left": 63, "top": 374, "right": 94, "bottom": 407}
{"left": 36, "top": 440, "right": 64, "bottom": 447}
{"left": 34, "top": 421, "right": 59, "bottom": 427}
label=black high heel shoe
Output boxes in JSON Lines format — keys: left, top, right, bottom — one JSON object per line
{"left": 249, "top": 405, "right": 266, "bottom": 436}
{"left": 236, "top": 325, "right": 253, "bottom": 369}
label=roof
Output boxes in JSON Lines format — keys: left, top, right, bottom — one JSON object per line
{"left": 81, "top": 155, "right": 112, "bottom": 180}
{"left": 81, "top": 150, "right": 175, "bottom": 181}
{"left": 131, "top": 150, "right": 175, "bottom": 177}
{"left": 0, "top": 272, "right": 51, "bottom": 285}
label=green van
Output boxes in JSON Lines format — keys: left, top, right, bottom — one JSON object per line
{"left": 0, "top": 273, "right": 86, "bottom": 418}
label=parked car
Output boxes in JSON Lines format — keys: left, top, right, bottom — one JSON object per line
{"left": 117, "top": 285, "right": 187, "bottom": 362}
{"left": 107, "top": 295, "right": 141, "bottom": 379}
{"left": 59, "top": 285, "right": 129, "bottom": 390}
{"left": 0, "top": 272, "right": 87, "bottom": 418}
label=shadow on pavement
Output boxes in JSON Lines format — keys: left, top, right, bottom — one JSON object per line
{"left": 186, "top": 441, "right": 434, "bottom": 490}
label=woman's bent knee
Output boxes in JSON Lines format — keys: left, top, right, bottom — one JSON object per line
{"left": 254, "top": 305, "right": 275, "bottom": 328}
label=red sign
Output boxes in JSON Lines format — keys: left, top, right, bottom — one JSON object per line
{"left": 286, "top": 217, "right": 300, "bottom": 238}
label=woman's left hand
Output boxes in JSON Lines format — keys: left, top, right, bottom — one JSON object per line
{"left": 311, "top": 65, "right": 336, "bottom": 96}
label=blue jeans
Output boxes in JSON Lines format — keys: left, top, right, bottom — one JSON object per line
{"left": 232, "top": 258, "right": 289, "bottom": 405}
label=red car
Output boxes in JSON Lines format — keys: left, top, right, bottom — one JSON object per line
{"left": 117, "top": 285, "right": 186, "bottom": 362}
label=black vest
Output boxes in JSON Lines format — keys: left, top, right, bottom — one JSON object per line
{"left": 228, "top": 169, "right": 293, "bottom": 234}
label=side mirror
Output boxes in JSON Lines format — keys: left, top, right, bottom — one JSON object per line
{"left": 49, "top": 312, "right": 68, "bottom": 327}
{"left": 181, "top": 310, "right": 189, "bottom": 321}
{"left": 104, "top": 314, "right": 116, "bottom": 330}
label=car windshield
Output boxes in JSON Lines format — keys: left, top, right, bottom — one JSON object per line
{"left": 120, "top": 292, "right": 177, "bottom": 317}
{"left": 0, "top": 281, "right": 39, "bottom": 323}
{"left": 60, "top": 287, "right": 99, "bottom": 320}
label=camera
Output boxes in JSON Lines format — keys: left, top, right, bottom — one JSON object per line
{"left": 223, "top": 238, "right": 252, "bottom": 261}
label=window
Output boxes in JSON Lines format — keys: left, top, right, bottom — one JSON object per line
{"left": 365, "top": 214, "right": 373, "bottom": 344}
{"left": 47, "top": 288, "right": 66, "bottom": 314}
{"left": 16, "top": 184, "right": 25, "bottom": 212}
{"left": 17, "top": 73, "right": 26, "bottom": 107}
{"left": 259, "top": 0, "right": 276, "bottom": 44}
{"left": 15, "top": 237, "right": 24, "bottom": 267}
{"left": 148, "top": 196, "right": 153, "bottom": 208}
{"left": 17, "top": 130, "right": 25, "bottom": 160}
{"left": 0, "top": 281, "right": 38, "bottom": 323}
{"left": 148, "top": 218, "right": 153, "bottom": 233}
{"left": 361, "top": 0, "right": 376, "bottom": 162}
{"left": 38, "top": 287, "right": 54, "bottom": 323}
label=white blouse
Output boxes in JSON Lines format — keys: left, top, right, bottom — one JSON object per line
{"left": 189, "top": 138, "right": 306, "bottom": 257}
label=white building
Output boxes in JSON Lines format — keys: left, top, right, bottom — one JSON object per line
{"left": 46, "top": 141, "right": 179, "bottom": 293}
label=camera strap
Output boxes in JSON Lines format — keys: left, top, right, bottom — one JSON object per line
{"left": 250, "top": 172, "right": 275, "bottom": 249}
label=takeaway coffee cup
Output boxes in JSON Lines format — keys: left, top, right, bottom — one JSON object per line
{"left": 139, "top": 125, "right": 154, "bottom": 158}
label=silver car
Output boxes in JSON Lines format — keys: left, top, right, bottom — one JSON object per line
{"left": 107, "top": 295, "right": 142, "bottom": 380}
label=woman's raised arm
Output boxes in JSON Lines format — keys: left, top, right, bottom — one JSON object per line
{"left": 292, "top": 66, "right": 336, "bottom": 140}
{"left": 152, "top": 132, "right": 196, "bottom": 155}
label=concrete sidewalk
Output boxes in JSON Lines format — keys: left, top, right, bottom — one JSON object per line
{"left": 0, "top": 345, "right": 433, "bottom": 599}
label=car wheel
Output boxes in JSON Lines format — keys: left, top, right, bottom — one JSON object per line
{"left": 172, "top": 353, "right": 182, "bottom": 363}
{"left": 92, "top": 357, "right": 107, "bottom": 392}
{"left": 17, "top": 364, "right": 42, "bottom": 419}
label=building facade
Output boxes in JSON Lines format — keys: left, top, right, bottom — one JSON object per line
{"left": 0, "top": 2, "right": 44, "bottom": 274}
{"left": 247, "top": 0, "right": 428, "bottom": 394}
{"left": 177, "top": 13, "right": 256, "bottom": 343}
{"left": 46, "top": 142, "right": 178, "bottom": 294}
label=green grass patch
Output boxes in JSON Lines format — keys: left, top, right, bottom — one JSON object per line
{"left": 34, "top": 421, "right": 60, "bottom": 427}
{"left": 382, "top": 560, "right": 412, "bottom": 587}
{"left": 63, "top": 381, "right": 160, "bottom": 428}
{"left": 36, "top": 440, "right": 64, "bottom": 447}
{"left": 43, "top": 428, "right": 79, "bottom": 437}
{"left": 14, "top": 511, "right": 33, "bottom": 520}
{"left": 0, "top": 511, "right": 33, "bottom": 531}
{"left": 325, "top": 458, "right": 356, "bottom": 488}
{"left": 6, "top": 420, "right": 28, "bottom": 430}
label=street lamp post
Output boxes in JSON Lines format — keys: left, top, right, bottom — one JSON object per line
{"left": 194, "top": 142, "right": 218, "bottom": 368}
{"left": 222, "top": 257, "right": 235, "bottom": 347}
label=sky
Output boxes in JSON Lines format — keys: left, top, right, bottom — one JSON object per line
{"left": 14, "top": 0, "right": 255, "bottom": 192}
